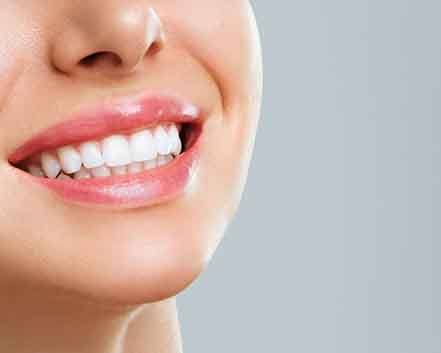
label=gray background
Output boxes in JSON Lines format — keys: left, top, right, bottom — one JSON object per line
{"left": 178, "top": 1, "right": 441, "bottom": 352}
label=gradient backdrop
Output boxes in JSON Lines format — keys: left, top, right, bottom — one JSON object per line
{"left": 178, "top": 1, "right": 441, "bottom": 352}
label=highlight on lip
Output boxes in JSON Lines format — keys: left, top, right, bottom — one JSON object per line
{"left": 7, "top": 93, "right": 201, "bottom": 165}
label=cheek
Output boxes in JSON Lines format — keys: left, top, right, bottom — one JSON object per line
{"left": 0, "top": 23, "right": 23, "bottom": 110}
{"left": 164, "top": 1, "right": 262, "bottom": 114}
{"left": 165, "top": 1, "right": 262, "bottom": 213}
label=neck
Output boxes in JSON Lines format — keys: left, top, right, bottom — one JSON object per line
{"left": 0, "top": 286, "right": 182, "bottom": 353}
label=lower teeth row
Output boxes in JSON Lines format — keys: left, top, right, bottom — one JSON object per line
{"left": 27, "top": 154, "right": 176, "bottom": 180}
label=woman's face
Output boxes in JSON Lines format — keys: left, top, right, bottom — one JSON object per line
{"left": 0, "top": 1, "right": 261, "bottom": 305}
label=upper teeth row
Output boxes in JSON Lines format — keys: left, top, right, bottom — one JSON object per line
{"left": 30, "top": 124, "right": 182, "bottom": 178}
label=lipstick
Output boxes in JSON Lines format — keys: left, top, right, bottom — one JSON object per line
{"left": 8, "top": 92, "right": 204, "bottom": 209}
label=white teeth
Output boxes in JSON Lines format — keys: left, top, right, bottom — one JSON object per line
{"left": 173, "top": 138, "right": 182, "bottom": 156}
{"left": 28, "top": 164, "right": 45, "bottom": 177}
{"left": 157, "top": 154, "right": 173, "bottom": 167}
{"left": 168, "top": 125, "right": 182, "bottom": 156}
{"left": 79, "top": 142, "right": 104, "bottom": 169}
{"left": 111, "top": 166, "right": 127, "bottom": 176}
{"left": 57, "top": 146, "right": 82, "bottom": 174}
{"left": 154, "top": 126, "right": 171, "bottom": 155}
{"left": 57, "top": 172, "right": 72, "bottom": 180}
{"left": 74, "top": 167, "right": 92, "bottom": 180}
{"left": 128, "top": 162, "right": 143, "bottom": 174}
{"left": 129, "top": 129, "right": 157, "bottom": 162}
{"left": 24, "top": 124, "right": 183, "bottom": 179}
{"left": 41, "top": 152, "right": 62, "bottom": 179}
{"left": 144, "top": 159, "right": 157, "bottom": 170}
{"left": 102, "top": 135, "right": 131, "bottom": 167}
{"left": 90, "top": 165, "right": 111, "bottom": 178}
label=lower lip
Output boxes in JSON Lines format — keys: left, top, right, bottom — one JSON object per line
{"left": 16, "top": 128, "right": 202, "bottom": 210}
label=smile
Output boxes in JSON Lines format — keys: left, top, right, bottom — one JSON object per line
{"left": 8, "top": 93, "right": 204, "bottom": 209}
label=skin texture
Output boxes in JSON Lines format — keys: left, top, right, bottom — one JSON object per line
{"left": 0, "top": 1, "right": 262, "bottom": 352}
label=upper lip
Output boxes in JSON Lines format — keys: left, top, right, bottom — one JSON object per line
{"left": 8, "top": 92, "right": 202, "bottom": 165}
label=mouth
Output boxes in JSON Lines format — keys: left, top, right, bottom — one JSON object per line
{"left": 8, "top": 93, "right": 204, "bottom": 209}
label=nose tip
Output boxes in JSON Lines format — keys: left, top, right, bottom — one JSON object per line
{"left": 51, "top": 5, "right": 165, "bottom": 76}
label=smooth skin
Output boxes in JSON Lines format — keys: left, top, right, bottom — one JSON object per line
{"left": 0, "top": 1, "right": 262, "bottom": 352}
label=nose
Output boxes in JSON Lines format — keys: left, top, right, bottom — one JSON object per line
{"left": 51, "top": 2, "right": 165, "bottom": 77}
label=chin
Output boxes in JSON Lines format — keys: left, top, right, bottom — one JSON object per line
{"left": 10, "top": 193, "right": 230, "bottom": 307}
{"left": 75, "top": 223, "right": 225, "bottom": 306}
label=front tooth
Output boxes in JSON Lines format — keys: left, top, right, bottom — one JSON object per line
{"left": 41, "top": 152, "right": 62, "bottom": 178}
{"left": 91, "top": 165, "right": 111, "bottom": 177}
{"left": 129, "top": 129, "right": 157, "bottom": 162}
{"left": 128, "top": 162, "right": 143, "bottom": 174}
{"left": 173, "top": 138, "right": 182, "bottom": 156}
{"left": 102, "top": 135, "right": 131, "bottom": 167}
{"left": 28, "top": 164, "right": 45, "bottom": 177}
{"left": 154, "top": 126, "right": 171, "bottom": 155}
{"left": 57, "top": 146, "right": 82, "bottom": 174}
{"left": 168, "top": 125, "right": 182, "bottom": 156}
{"left": 74, "top": 167, "right": 92, "bottom": 180}
{"left": 157, "top": 154, "right": 173, "bottom": 167}
{"left": 111, "top": 166, "right": 127, "bottom": 175}
{"left": 79, "top": 142, "right": 104, "bottom": 169}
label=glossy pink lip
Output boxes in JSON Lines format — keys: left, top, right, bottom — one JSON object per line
{"left": 8, "top": 92, "right": 204, "bottom": 209}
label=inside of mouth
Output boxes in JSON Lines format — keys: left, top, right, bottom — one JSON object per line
{"left": 14, "top": 122, "right": 195, "bottom": 180}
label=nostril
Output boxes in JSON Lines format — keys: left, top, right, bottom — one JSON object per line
{"left": 147, "top": 41, "right": 162, "bottom": 56}
{"left": 79, "top": 51, "right": 123, "bottom": 68}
